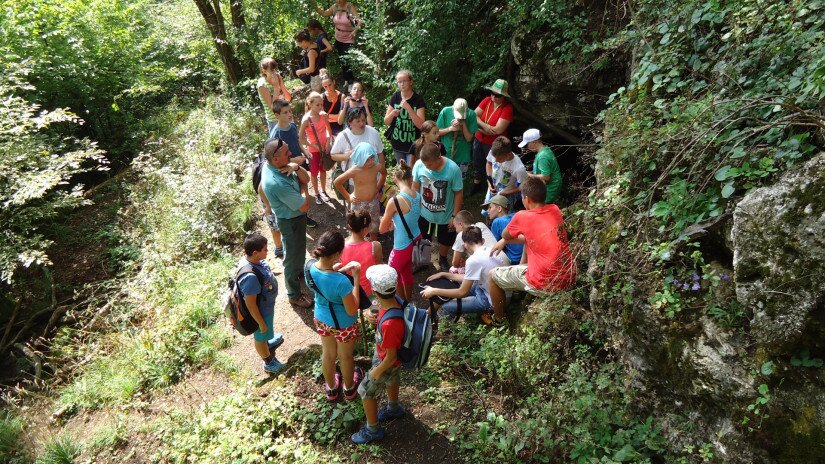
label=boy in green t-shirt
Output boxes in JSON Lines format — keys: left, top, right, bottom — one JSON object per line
{"left": 436, "top": 98, "right": 478, "bottom": 177}
{"left": 519, "top": 128, "right": 562, "bottom": 205}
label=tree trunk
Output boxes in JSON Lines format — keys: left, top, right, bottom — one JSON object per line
{"left": 193, "top": 0, "right": 244, "bottom": 84}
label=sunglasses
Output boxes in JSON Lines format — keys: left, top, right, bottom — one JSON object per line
{"left": 491, "top": 92, "right": 503, "bottom": 98}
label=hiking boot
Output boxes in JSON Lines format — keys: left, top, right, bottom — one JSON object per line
{"left": 267, "top": 333, "right": 284, "bottom": 352}
{"left": 289, "top": 294, "right": 313, "bottom": 308}
{"left": 344, "top": 367, "right": 365, "bottom": 401}
{"left": 377, "top": 404, "right": 406, "bottom": 422}
{"left": 481, "top": 312, "right": 506, "bottom": 327}
{"left": 263, "top": 358, "right": 285, "bottom": 374}
{"left": 306, "top": 216, "right": 318, "bottom": 228}
{"left": 351, "top": 424, "right": 385, "bottom": 444}
{"left": 325, "top": 372, "right": 342, "bottom": 402}
{"left": 273, "top": 247, "right": 284, "bottom": 259}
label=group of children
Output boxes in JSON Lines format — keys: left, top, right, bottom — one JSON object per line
{"left": 245, "top": 59, "right": 577, "bottom": 443}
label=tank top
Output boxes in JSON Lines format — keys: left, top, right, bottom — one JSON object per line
{"left": 340, "top": 241, "right": 375, "bottom": 295}
{"left": 391, "top": 191, "right": 422, "bottom": 250}
{"left": 314, "top": 33, "right": 328, "bottom": 69}
{"left": 257, "top": 77, "right": 277, "bottom": 122}
{"left": 300, "top": 44, "right": 320, "bottom": 83}
{"left": 302, "top": 112, "right": 329, "bottom": 152}
{"left": 333, "top": 3, "right": 355, "bottom": 44}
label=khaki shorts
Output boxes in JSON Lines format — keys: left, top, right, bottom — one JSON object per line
{"left": 349, "top": 198, "right": 380, "bottom": 233}
{"left": 490, "top": 265, "right": 549, "bottom": 296}
{"left": 358, "top": 354, "right": 401, "bottom": 400}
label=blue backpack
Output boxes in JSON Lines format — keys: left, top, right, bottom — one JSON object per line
{"left": 377, "top": 298, "right": 435, "bottom": 369}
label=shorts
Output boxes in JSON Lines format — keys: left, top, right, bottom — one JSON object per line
{"left": 358, "top": 354, "right": 402, "bottom": 400}
{"left": 314, "top": 318, "right": 360, "bottom": 344}
{"left": 417, "top": 216, "right": 456, "bottom": 247}
{"left": 252, "top": 307, "right": 275, "bottom": 342}
{"left": 393, "top": 148, "right": 411, "bottom": 166}
{"left": 265, "top": 212, "right": 280, "bottom": 232}
{"left": 350, "top": 198, "right": 380, "bottom": 233}
{"left": 388, "top": 238, "right": 417, "bottom": 286}
{"left": 309, "top": 150, "right": 323, "bottom": 177}
{"left": 490, "top": 265, "right": 548, "bottom": 296}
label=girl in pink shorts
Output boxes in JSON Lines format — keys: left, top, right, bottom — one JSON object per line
{"left": 379, "top": 159, "right": 421, "bottom": 301}
{"left": 299, "top": 92, "right": 332, "bottom": 204}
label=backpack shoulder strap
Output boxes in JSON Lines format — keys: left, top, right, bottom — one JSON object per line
{"left": 236, "top": 263, "right": 265, "bottom": 304}
{"left": 304, "top": 259, "right": 342, "bottom": 329}
{"left": 342, "top": 131, "right": 353, "bottom": 150}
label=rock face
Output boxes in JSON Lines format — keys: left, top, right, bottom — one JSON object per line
{"left": 732, "top": 153, "right": 825, "bottom": 353}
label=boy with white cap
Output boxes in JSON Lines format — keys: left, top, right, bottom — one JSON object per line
{"left": 436, "top": 97, "right": 478, "bottom": 177}
{"left": 352, "top": 264, "right": 407, "bottom": 444}
{"left": 520, "top": 128, "right": 562, "bottom": 205}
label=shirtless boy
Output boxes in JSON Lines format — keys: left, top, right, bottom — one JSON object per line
{"left": 333, "top": 142, "right": 387, "bottom": 241}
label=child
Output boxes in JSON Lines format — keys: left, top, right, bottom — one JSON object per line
{"left": 237, "top": 233, "right": 285, "bottom": 374}
{"left": 378, "top": 160, "right": 421, "bottom": 300}
{"left": 257, "top": 58, "right": 292, "bottom": 133}
{"left": 421, "top": 226, "right": 501, "bottom": 319}
{"left": 413, "top": 120, "right": 446, "bottom": 163}
{"left": 484, "top": 136, "right": 528, "bottom": 213}
{"left": 485, "top": 194, "right": 524, "bottom": 264}
{"left": 306, "top": 231, "right": 365, "bottom": 401}
{"left": 340, "top": 210, "right": 383, "bottom": 302}
{"left": 333, "top": 142, "right": 387, "bottom": 241}
{"left": 299, "top": 92, "right": 333, "bottom": 204}
{"left": 352, "top": 264, "right": 407, "bottom": 444}
{"left": 450, "top": 210, "right": 507, "bottom": 271}
{"left": 306, "top": 19, "right": 333, "bottom": 70}
{"left": 270, "top": 99, "right": 317, "bottom": 228}
{"left": 294, "top": 29, "right": 321, "bottom": 91}
{"left": 321, "top": 73, "right": 345, "bottom": 136}
{"left": 339, "top": 81, "right": 374, "bottom": 127}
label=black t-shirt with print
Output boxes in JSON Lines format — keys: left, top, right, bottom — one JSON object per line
{"left": 387, "top": 91, "right": 426, "bottom": 153}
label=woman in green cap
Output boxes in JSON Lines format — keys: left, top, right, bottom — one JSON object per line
{"left": 470, "top": 79, "right": 513, "bottom": 196}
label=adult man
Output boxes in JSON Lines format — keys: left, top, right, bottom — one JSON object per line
{"left": 259, "top": 138, "right": 314, "bottom": 308}
{"left": 485, "top": 177, "right": 577, "bottom": 326}
{"left": 412, "top": 142, "right": 464, "bottom": 271}
{"left": 520, "top": 128, "right": 562, "bottom": 205}
{"left": 484, "top": 136, "right": 528, "bottom": 213}
{"left": 484, "top": 194, "right": 524, "bottom": 265}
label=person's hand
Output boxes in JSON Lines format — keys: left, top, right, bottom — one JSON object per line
{"left": 258, "top": 322, "right": 268, "bottom": 333}
{"left": 369, "top": 370, "right": 380, "bottom": 381}
{"left": 448, "top": 217, "right": 455, "bottom": 230}
{"left": 490, "top": 239, "right": 505, "bottom": 257}
{"left": 390, "top": 108, "right": 401, "bottom": 119}
{"left": 427, "top": 272, "right": 444, "bottom": 281}
{"left": 350, "top": 193, "right": 362, "bottom": 204}
{"left": 279, "top": 163, "right": 297, "bottom": 175}
{"left": 334, "top": 261, "right": 361, "bottom": 274}
{"left": 362, "top": 97, "right": 369, "bottom": 106}
{"left": 364, "top": 310, "right": 378, "bottom": 326}
{"left": 420, "top": 286, "right": 436, "bottom": 299}
{"left": 343, "top": 149, "right": 353, "bottom": 159}
{"left": 450, "top": 119, "right": 461, "bottom": 131}
{"left": 299, "top": 199, "right": 310, "bottom": 213}
{"left": 400, "top": 99, "right": 413, "bottom": 112}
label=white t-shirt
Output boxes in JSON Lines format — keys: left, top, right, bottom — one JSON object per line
{"left": 464, "top": 245, "right": 503, "bottom": 305}
{"left": 331, "top": 125, "right": 385, "bottom": 173}
{"left": 486, "top": 151, "right": 528, "bottom": 193}
{"left": 453, "top": 222, "right": 509, "bottom": 265}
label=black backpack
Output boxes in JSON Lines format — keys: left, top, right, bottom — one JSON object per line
{"left": 252, "top": 153, "right": 264, "bottom": 195}
{"left": 223, "top": 264, "right": 265, "bottom": 336}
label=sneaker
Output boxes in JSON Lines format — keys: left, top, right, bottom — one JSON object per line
{"left": 273, "top": 247, "right": 284, "bottom": 259}
{"left": 263, "top": 358, "right": 285, "bottom": 374}
{"left": 319, "top": 191, "right": 331, "bottom": 202}
{"left": 289, "top": 294, "right": 313, "bottom": 308}
{"left": 306, "top": 216, "right": 318, "bottom": 228}
{"left": 315, "top": 196, "right": 323, "bottom": 205}
{"left": 377, "top": 404, "right": 406, "bottom": 422}
{"left": 267, "top": 333, "right": 284, "bottom": 352}
{"left": 351, "top": 424, "right": 385, "bottom": 444}
{"left": 325, "top": 372, "right": 342, "bottom": 402}
{"left": 481, "top": 312, "right": 506, "bottom": 327}
{"left": 344, "top": 367, "right": 365, "bottom": 401}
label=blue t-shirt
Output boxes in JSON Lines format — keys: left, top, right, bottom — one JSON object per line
{"left": 307, "top": 264, "right": 357, "bottom": 329}
{"left": 268, "top": 123, "right": 302, "bottom": 159}
{"left": 392, "top": 190, "right": 421, "bottom": 250}
{"left": 261, "top": 163, "right": 305, "bottom": 219}
{"left": 237, "top": 258, "right": 278, "bottom": 318}
{"left": 491, "top": 213, "right": 524, "bottom": 264}
{"left": 412, "top": 157, "right": 464, "bottom": 225}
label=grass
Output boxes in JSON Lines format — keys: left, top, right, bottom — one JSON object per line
{"left": 35, "top": 434, "right": 80, "bottom": 464}
{"left": 0, "top": 412, "right": 28, "bottom": 464}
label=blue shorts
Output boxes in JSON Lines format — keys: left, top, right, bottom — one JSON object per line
{"left": 252, "top": 306, "right": 275, "bottom": 342}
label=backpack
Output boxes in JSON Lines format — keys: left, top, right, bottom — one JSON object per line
{"left": 252, "top": 153, "right": 264, "bottom": 195}
{"left": 378, "top": 298, "right": 435, "bottom": 369}
{"left": 223, "top": 264, "right": 265, "bottom": 336}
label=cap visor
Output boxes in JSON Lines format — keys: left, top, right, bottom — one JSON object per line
{"left": 518, "top": 140, "right": 529, "bottom": 148}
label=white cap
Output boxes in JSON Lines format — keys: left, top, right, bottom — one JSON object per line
{"left": 366, "top": 264, "right": 398, "bottom": 295}
{"left": 452, "top": 98, "right": 468, "bottom": 120}
{"left": 518, "top": 128, "right": 541, "bottom": 148}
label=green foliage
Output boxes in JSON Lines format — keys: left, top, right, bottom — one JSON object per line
{"left": 35, "top": 434, "right": 80, "bottom": 464}
{"left": 0, "top": 412, "right": 28, "bottom": 464}
{"left": 0, "top": 69, "right": 106, "bottom": 284}
{"left": 790, "top": 350, "right": 823, "bottom": 369}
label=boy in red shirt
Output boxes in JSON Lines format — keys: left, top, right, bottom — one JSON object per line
{"left": 352, "top": 264, "right": 407, "bottom": 443}
{"left": 485, "top": 177, "right": 577, "bottom": 326}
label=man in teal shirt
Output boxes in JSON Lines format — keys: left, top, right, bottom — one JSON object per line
{"left": 260, "top": 138, "right": 313, "bottom": 308}
{"left": 436, "top": 98, "right": 478, "bottom": 177}
{"left": 519, "top": 128, "right": 562, "bottom": 204}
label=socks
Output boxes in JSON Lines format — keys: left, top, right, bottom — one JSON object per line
{"left": 367, "top": 423, "right": 379, "bottom": 431}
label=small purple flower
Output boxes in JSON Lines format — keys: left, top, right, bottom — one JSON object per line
{"left": 721, "top": 273, "right": 730, "bottom": 281}
{"left": 673, "top": 279, "right": 681, "bottom": 287}
{"left": 692, "top": 273, "right": 700, "bottom": 282}
{"left": 691, "top": 282, "right": 700, "bottom": 291}
{"left": 682, "top": 283, "right": 690, "bottom": 291}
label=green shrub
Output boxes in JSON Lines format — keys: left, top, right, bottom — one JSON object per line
{"left": 0, "top": 412, "right": 29, "bottom": 464}
{"left": 35, "top": 434, "right": 79, "bottom": 464}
